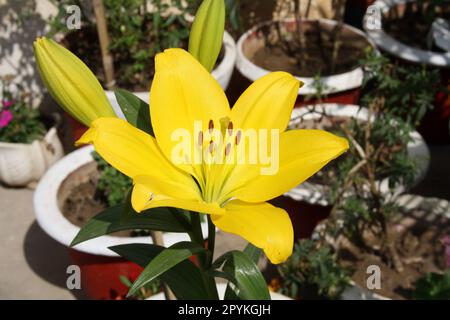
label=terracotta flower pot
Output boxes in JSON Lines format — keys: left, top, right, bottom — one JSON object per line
{"left": 363, "top": 0, "right": 450, "bottom": 144}
{"left": 33, "top": 146, "right": 209, "bottom": 299}
{"left": 236, "top": 19, "right": 376, "bottom": 106}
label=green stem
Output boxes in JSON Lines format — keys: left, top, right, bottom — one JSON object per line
{"left": 206, "top": 215, "right": 216, "bottom": 268}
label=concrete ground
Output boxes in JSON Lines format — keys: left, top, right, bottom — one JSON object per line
{"left": 0, "top": 186, "right": 246, "bottom": 299}
{"left": 0, "top": 144, "right": 448, "bottom": 299}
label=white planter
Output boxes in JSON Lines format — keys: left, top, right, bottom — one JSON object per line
{"left": 149, "top": 283, "right": 292, "bottom": 300}
{"left": 0, "top": 127, "right": 63, "bottom": 187}
{"left": 106, "top": 31, "right": 237, "bottom": 119}
{"left": 33, "top": 145, "right": 209, "bottom": 257}
{"left": 285, "top": 104, "right": 430, "bottom": 205}
{"left": 236, "top": 19, "right": 375, "bottom": 96}
{"left": 363, "top": 0, "right": 450, "bottom": 67}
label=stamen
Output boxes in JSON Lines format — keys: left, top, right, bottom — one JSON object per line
{"left": 225, "top": 143, "right": 231, "bottom": 156}
{"left": 209, "top": 140, "right": 214, "bottom": 154}
{"left": 208, "top": 119, "right": 214, "bottom": 133}
{"left": 235, "top": 130, "right": 242, "bottom": 145}
{"left": 198, "top": 131, "right": 203, "bottom": 146}
{"left": 149, "top": 194, "right": 154, "bottom": 202}
{"left": 227, "top": 121, "right": 233, "bottom": 136}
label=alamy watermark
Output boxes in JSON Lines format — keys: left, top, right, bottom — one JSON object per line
{"left": 170, "top": 120, "right": 280, "bottom": 175}
{"left": 65, "top": 5, "right": 82, "bottom": 30}
{"left": 66, "top": 265, "right": 81, "bottom": 290}
{"left": 366, "top": 265, "right": 381, "bottom": 290}
{"left": 365, "top": 5, "right": 382, "bottom": 31}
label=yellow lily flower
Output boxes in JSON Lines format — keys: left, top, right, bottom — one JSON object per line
{"left": 77, "top": 49, "right": 348, "bottom": 264}
{"left": 34, "top": 37, "right": 116, "bottom": 127}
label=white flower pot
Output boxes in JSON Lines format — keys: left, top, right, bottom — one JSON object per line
{"left": 363, "top": 0, "right": 450, "bottom": 67}
{"left": 0, "top": 127, "right": 63, "bottom": 187}
{"left": 236, "top": 19, "right": 376, "bottom": 97}
{"left": 149, "top": 282, "right": 292, "bottom": 300}
{"left": 285, "top": 103, "right": 430, "bottom": 206}
{"left": 106, "top": 31, "right": 237, "bottom": 119}
{"left": 33, "top": 145, "right": 209, "bottom": 257}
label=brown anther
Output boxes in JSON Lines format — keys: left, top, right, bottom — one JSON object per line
{"left": 225, "top": 143, "right": 231, "bottom": 156}
{"left": 227, "top": 121, "right": 233, "bottom": 136}
{"left": 209, "top": 140, "right": 214, "bottom": 153}
{"left": 198, "top": 131, "right": 203, "bottom": 146}
{"left": 149, "top": 194, "right": 154, "bottom": 202}
{"left": 235, "top": 130, "right": 242, "bottom": 145}
{"left": 208, "top": 119, "right": 214, "bottom": 132}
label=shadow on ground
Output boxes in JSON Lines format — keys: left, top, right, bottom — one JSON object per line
{"left": 23, "top": 221, "right": 87, "bottom": 299}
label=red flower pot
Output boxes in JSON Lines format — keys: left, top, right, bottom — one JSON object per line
{"left": 65, "top": 113, "right": 88, "bottom": 143}
{"left": 69, "top": 249, "right": 143, "bottom": 300}
{"left": 270, "top": 196, "right": 332, "bottom": 240}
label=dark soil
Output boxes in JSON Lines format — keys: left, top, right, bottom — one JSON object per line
{"left": 383, "top": 3, "right": 450, "bottom": 51}
{"left": 250, "top": 21, "right": 371, "bottom": 77}
{"left": 62, "top": 174, "right": 132, "bottom": 237}
{"left": 339, "top": 208, "right": 450, "bottom": 299}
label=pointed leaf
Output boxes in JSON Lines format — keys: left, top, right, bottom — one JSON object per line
{"left": 127, "top": 241, "right": 206, "bottom": 297}
{"left": 110, "top": 243, "right": 218, "bottom": 299}
{"left": 214, "top": 250, "right": 270, "bottom": 300}
{"left": 114, "top": 89, "right": 153, "bottom": 136}
{"left": 70, "top": 204, "right": 189, "bottom": 246}
{"left": 224, "top": 243, "right": 262, "bottom": 299}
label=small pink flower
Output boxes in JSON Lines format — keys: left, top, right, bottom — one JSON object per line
{"left": 0, "top": 109, "right": 13, "bottom": 128}
{"left": 2, "top": 99, "right": 14, "bottom": 108}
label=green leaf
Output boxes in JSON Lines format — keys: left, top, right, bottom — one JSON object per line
{"left": 188, "top": 0, "right": 225, "bottom": 72}
{"left": 224, "top": 243, "right": 262, "bottom": 299}
{"left": 114, "top": 89, "right": 154, "bottom": 136}
{"left": 110, "top": 243, "right": 218, "bottom": 300}
{"left": 70, "top": 204, "right": 189, "bottom": 246}
{"left": 127, "top": 241, "right": 207, "bottom": 297}
{"left": 214, "top": 249, "right": 270, "bottom": 300}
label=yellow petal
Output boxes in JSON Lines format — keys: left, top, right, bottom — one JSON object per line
{"left": 212, "top": 200, "right": 293, "bottom": 264}
{"left": 150, "top": 48, "right": 230, "bottom": 181}
{"left": 230, "top": 129, "right": 349, "bottom": 202}
{"left": 132, "top": 182, "right": 225, "bottom": 215}
{"left": 231, "top": 72, "right": 301, "bottom": 131}
{"left": 76, "top": 117, "right": 198, "bottom": 193}
{"left": 34, "top": 37, "right": 115, "bottom": 126}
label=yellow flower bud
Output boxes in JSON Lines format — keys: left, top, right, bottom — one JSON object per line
{"left": 34, "top": 37, "right": 115, "bottom": 127}
{"left": 188, "top": 0, "right": 225, "bottom": 72}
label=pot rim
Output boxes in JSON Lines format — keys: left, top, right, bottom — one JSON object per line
{"left": 363, "top": 0, "right": 450, "bottom": 67}
{"left": 148, "top": 282, "right": 292, "bottom": 300}
{"left": 33, "top": 145, "right": 208, "bottom": 257}
{"left": 0, "top": 126, "right": 57, "bottom": 148}
{"left": 236, "top": 18, "right": 376, "bottom": 95}
{"left": 285, "top": 103, "right": 430, "bottom": 205}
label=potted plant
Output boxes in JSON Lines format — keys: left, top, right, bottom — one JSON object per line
{"left": 271, "top": 238, "right": 351, "bottom": 300}
{"left": 0, "top": 75, "right": 63, "bottom": 187}
{"left": 304, "top": 68, "right": 450, "bottom": 299}
{"left": 236, "top": 0, "right": 375, "bottom": 106}
{"left": 280, "top": 49, "right": 437, "bottom": 241}
{"left": 363, "top": 0, "right": 450, "bottom": 143}
{"left": 33, "top": 145, "right": 209, "bottom": 299}
{"left": 47, "top": 0, "right": 237, "bottom": 140}
{"left": 314, "top": 193, "right": 450, "bottom": 300}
